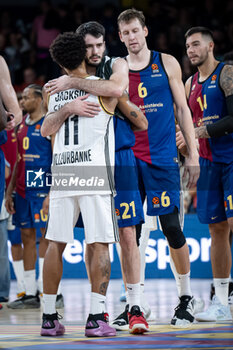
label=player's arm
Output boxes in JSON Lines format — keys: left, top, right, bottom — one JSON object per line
{"left": 203, "top": 64, "right": 233, "bottom": 137}
{"left": 117, "top": 91, "right": 148, "bottom": 131}
{"left": 45, "top": 58, "right": 129, "bottom": 98}
{"left": 162, "top": 53, "right": 199, "bottom": 188}
{"left": 194, "top": 65, "right": 233, "bottom": 138}
{"left": 175, "top": 77, "right": 194, "bottom": 155}
{"left": 0, "top": 56, "right": 22, "bottom": 129}
{"left": 5, "top": 157, "right": 18, "bottom": 214}
{"left": 41, "top": 88, "right": 100, "bottom": 137}
{"left": 0, "top": 93, "right": 7, "bottom": 131}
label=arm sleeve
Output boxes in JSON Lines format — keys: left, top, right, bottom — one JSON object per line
{"left": 206, "top": 95, "right": 233, "bottom": 137}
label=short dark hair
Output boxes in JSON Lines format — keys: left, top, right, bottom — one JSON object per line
{"left": 49, "top": 32, "right": 86, "bottom": 70}
{"left": 26, "top": 84, "right": 42, "bottom": 98}
{"left": 76, "top": 21, "right": 105, "bottom": 39}
{"left": 117, "top": 8, "right": 146, "bottom": 29}
{"left": 185, "top": 26, "right": 214, "bottom": 41}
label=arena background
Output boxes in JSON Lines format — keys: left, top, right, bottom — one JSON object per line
{"left": 1, "top": 0, "right": 233, "bottom": 279}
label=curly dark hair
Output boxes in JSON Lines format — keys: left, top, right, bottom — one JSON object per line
{"left": 49, "top": 32, "right": 86, "bottom": 71}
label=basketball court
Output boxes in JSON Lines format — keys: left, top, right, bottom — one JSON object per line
{"left": 1, "top": 279, "right": 232, "bottom": 350}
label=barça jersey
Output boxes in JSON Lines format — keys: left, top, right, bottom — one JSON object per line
{"left": 128, "top": 51, "right": 178, "bottom": 166}
{"left": 188, "top": 62, "right": 233, "bottom": 164}
{"left": 16, "top": 115, "right": 52, "bottom": 199}
{"left": 0, "top": 130, "right": 7, "bottom": 207}
{"left": 1, "top": 129, "right": 17, "bottom": 188}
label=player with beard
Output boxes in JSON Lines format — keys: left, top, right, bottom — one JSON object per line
{"left": 185, "top": 27, "right": 233, "bottom": 322}
{"left": 44, "top": 22, "right": 149, "bottom": 334}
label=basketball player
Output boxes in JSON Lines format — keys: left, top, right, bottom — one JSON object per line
{"left": 116, "top": 9, "right": 200, "bottom": 328}
{"left": 0, "top": 56, "right": 22, "bottom": 304}
{"left": 0, "top": 95, "right": 7, "bottom": 131}
{"left": 0, "top": 56, "right": 22, "bottom": 130}
{"left": 5, "top": 84, "right": 52, "bottom": 309}
{"left": 44, "top": 22, "right": 149, "bottom": 334}
{"left": 185, "top": 27, "right": 233, "bottom": 321}
{"left": 40, "top": 32, "right": 121, "bottom": 337}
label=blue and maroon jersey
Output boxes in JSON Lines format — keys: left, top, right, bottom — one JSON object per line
{"left": 1, "top": 129, "right": 17, "bottom": 188}
{"left": 16, "top": 115, "right": 52, "bottom": 199}
{"left": 188, "top": 62, "right": 233, "bottom": 164}
{"left": 128, "top": 51, "right": 178, "bottom": 166}
{"left": 0, "top": 130, "right": 7, "bottom": 207}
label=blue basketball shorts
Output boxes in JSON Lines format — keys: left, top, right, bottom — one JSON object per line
{"left": 114, "top": 149, "right": 144, "bottom": 228}
{"left": 135, "top": 158, "right": 180, "bottom": 216}
{"left": 197, "top": 157, "right": 233, "bottom": 224}
{"left": 13, "top": 193, "right": 48, "bottom": 229}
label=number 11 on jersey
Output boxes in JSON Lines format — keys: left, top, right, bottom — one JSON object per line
{"left": 64, "top": 115, "right": 79, "bottom": 145}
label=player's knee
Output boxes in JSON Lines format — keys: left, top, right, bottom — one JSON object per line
{"left": 119, "top": 226, "right": 137, "bottom": 249}
{"left": 159, "top": 207, "right": 186, "bottom": 249}
{"left": 163, "top": 224, "right": 186, "bottom": 249}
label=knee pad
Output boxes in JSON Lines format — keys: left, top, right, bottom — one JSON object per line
{"left": 159, "top": 207, "right": 186, "bottom": 249}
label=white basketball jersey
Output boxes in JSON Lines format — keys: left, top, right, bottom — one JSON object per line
{"left": 48, "top": 76, "right": 115, "bottom": 198}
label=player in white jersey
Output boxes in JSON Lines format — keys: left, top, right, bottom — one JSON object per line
{"left": 40, "top": 32, "right": 118, "bottom": 338}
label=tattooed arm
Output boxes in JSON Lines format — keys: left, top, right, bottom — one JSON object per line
{"left": 196, "top": 64, "right": 233, "bottom": 138}
{"left": 117, "top": 91, "right": 148, "bottom": 131}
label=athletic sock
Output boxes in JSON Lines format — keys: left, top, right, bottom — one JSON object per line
{"left": 37, "top": 257, "right": 44, "bottom": 294}
{"left": 126, "top": 283, "right": 141, "bottom": 310}
{"left": 214, "top": 278, "right": 229, "bottom": 306}
{"left": 43, "top": 294, "right": 57, "bottom": 314}
{"left": 24, "top": 269, "right": 37, "bottom": 296}
{"left": 177, "top": 271, "right": 192, "bottom": 297}
{"left": 90, "top": 292, "right": 106, "bottom": 314}
{"left": 12, "top": 260, "right": 25, "bottom": 294}
{"left": 139, "top": 227, "right": 150, "bottom": 286}
{"left": 169, "top": 253, "right": 181, "bottom": 296}
{"left": 57, "top": 283, "right": 62, "bottom": 295}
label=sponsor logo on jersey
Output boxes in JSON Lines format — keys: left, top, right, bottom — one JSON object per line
{"left": 35, "top": 124, "right": 41, "bottom": 131}
{"left": 152, "top": 196, "right": 160, "bottom": 208}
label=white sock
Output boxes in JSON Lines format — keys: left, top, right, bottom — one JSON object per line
{"left": 12, "top": 260, "right": 25, "bottom": 294}
{"left": 169, "top": 253, "right": 181, "bottom": 296}
{"left": 90, "top": 292, "right": 106, "bottom": 314}
{"left": 214, "top": 278, "right": 229, "bottom": 306}
{"left": 24, "top": 270, "right": 37, "bottom": 296}
{"left": 140, "top": 283, "right": 150, "bottom": 314}
{"left": 139, "top": 228, "right": 150, "bottom": 286}
{"left": 126, "top": 283, "right": 141, "bottom": 310}
{"left": 178, "top": 271, "right": 192, "bottom": 297}
{"left": 57, "top": 283, "right": 61, "bottom": 295}
{"left": 43, "top": 294, "right": 57, "bottom": 314}
{"left": 37, "top": 258, "right": 44, "bottom": 293}
{"left": 126, "top": 291, "right": 129, "bottom": 304}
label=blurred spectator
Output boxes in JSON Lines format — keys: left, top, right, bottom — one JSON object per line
{"left": 14, "top": 67, "right": 44, "bottom": 93}
{"left": 57, "top": 3, "right": 76, "bottom": 32}
{"left": 4, "top": 31, "right": 31, "bottom": 84}
{"left": 30, "top": 0, "right": 60, "bottom": 81}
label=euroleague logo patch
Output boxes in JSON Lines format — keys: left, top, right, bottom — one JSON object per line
{"left": 151, "top": 63, "right": 159, "bottom": 73}
{"left": 115, "top": 208, "right": 121, "bottom": 219}
{"left": 210, "top": 74, "right": 217, "bottom": 84}
{"left": 152, "top": 196, "right": 160, "bottom": 208}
